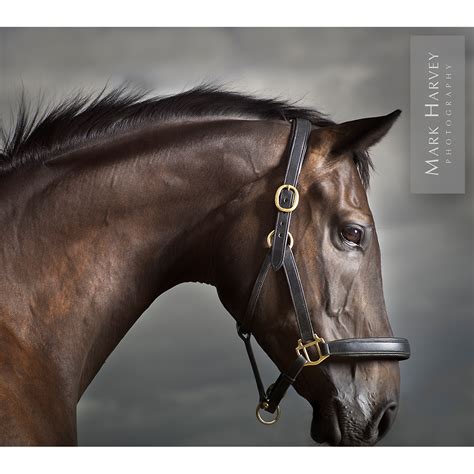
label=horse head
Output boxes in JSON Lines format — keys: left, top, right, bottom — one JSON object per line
{"left": 216, "top": 111, "right": 406, "bottom": 446}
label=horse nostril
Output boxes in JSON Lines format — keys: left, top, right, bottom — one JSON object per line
{"left": 377, "top": 402, "right": 398, "bottom": 440}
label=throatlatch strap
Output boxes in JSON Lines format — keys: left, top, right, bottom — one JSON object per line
{"left": 237, "top": 329, "right": 267, "bottom": 403}
{"left": 270, "top": 119, "right": 312, "bottom": 270}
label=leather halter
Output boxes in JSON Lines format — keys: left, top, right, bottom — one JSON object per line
{"left": 236, "top": 118, "right": 410, "bottom": 425}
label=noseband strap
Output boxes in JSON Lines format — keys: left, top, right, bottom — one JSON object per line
{"left": 322, "top": 338, "right": 411, "bottom": 359}
{"left": 237, "top": 118, "right": 410, "bottom": 424}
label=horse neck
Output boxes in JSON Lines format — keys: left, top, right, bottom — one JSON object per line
{"left": 0, "top": 119, "right": 290, "bottom": 411}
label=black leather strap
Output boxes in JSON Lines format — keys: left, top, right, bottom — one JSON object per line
{"left": 282, "top": 247, "right": 314, "bottom": 342}
{"left": 264, "top": 355, "right": 307, "bottom": 413}
{"left": 322, "top": 338, "right": 411, "bottom": 360}
{"left": 270, "top": 119, "right": 312, "bottom": 270}
{"left": 237, "top": 329, "right": 267, "bottom": 403}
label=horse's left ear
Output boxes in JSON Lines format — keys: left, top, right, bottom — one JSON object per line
{"left": 326, "top": 110, "right": 401, "bottom": 155}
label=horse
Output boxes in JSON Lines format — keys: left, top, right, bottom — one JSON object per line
{"left": 0, "top": 86, "right": 409, "bottom": 446}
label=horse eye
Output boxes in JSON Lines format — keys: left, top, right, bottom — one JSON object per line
{"left": 341, "top": 225, "right": 363, "bottom": 246}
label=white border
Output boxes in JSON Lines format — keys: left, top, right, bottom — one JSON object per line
{"left": 0, "top": 0, "right": 473, "bottom": 27}
{"left": 1, "top": 1, "right": 472, "bottom": 470}
{"left": 1, "top": 446, "right": 472, "bottom": 473}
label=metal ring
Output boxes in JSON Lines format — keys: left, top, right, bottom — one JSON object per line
{"left": 275, "top": 184, "right": 299, "bottom": 213}
{"left": 256, "top": 403, "right": 281, "bottom": 425}
{"left": 266, "top": 230, "right": 294, "bottom": 249}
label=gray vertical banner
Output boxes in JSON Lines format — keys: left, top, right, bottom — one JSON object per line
{"left": 410, "top": 36, "right": 465, "bottom": 194}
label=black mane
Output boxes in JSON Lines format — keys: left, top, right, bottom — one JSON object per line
{"left": 0, "top": 85, "right": 372, "bottom": 186}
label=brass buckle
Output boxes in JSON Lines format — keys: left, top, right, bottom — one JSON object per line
{"left": 266, "top": 230, "right": 294, "bottom": 249}
{"left": 275, "top": 184, "right": 299, "bottom": 213}
{"left": 295, "top": 333, "right": 330, "bottom": 367}
{"left": 256, "top": 402, "right": 281, "bottom": 425}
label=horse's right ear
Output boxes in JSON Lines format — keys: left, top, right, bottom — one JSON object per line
{"left": 317, "top": 110, "right": 401, "bottom": 156}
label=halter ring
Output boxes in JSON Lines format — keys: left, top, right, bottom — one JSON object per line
{"left": 256, "top": 402, "right": 281, "bottom": 425}
{"left": 266, "top": 230, "right": 294, "bottom": 249}
{"left": 275, "top": 184, "right": 299, "bottom": 212}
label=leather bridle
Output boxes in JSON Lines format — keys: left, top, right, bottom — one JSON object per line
{"left": 236, "top": 118, "right": 410, "bottom": 425}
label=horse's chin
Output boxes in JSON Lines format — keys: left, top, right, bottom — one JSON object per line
{"left": 310, "top": 400, "right": 380, "bottom": 446}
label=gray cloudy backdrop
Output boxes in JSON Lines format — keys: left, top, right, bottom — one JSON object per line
{"left": 0, "top": 28, "right": 472, "bottom": 446}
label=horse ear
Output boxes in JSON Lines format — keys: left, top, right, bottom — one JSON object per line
{"left": 326, "top": 110, "right": 401, "bottom": 155}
